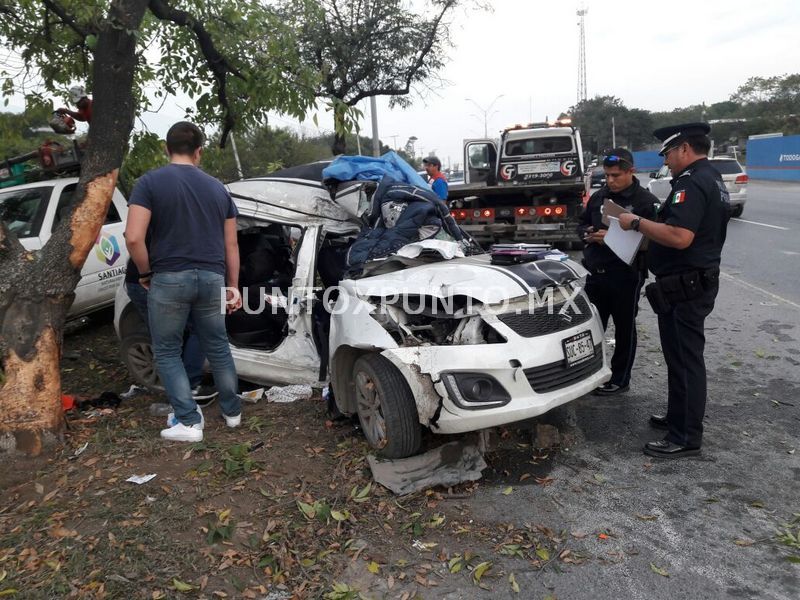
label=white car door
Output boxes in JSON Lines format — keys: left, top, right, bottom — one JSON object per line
{"left": 229, "top": 223, "right": 322, "bottom": 386}
{"left": 647, "top": 165, "right": 673, "bottom": 201}
{"left": 48, "top": 183, "right": 129, "bottom": 315}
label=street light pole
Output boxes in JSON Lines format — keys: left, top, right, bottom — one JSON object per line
{"left": 465, "top": 95, "right": 505, "bottom": 137}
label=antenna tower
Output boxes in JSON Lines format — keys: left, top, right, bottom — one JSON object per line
{"left": 576, "top": 6, "right": 588, "bottom": 103}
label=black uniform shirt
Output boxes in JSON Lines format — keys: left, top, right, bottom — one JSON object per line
{"left": 648, "top": 158, "right": 729, "bottom": 276}
{"left": 577, "top": 176, "right": 658, "bottom": 272}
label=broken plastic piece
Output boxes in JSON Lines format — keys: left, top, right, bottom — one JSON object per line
{"left": 239, "top": 388, "right": 265, "bottom": 404}
{"left": 126, "top": 474, "right": 157, "bottom": 485}
{"left": 265, "top": 384, "right": 313, "bottom": 403}
{"left": 368, "top": 441, "right": 487, "bottom": 495}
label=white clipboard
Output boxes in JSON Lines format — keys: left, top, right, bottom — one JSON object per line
{"left": 604, "top": 215, "right": 644, "bottom": 265}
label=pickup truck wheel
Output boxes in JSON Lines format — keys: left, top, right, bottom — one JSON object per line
{"left": 120, "top": 332, "right": 163, "bottom": 392}
{"left": 353, "top": 354, "right": 421, "bottom": 459}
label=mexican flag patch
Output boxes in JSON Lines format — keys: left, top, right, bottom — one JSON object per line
{"left": 672, "top": 190, "right": 686, "bottom": 204}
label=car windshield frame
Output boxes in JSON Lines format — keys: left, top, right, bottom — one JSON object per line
{"left": 0, "top": 185, "right": 52, "bottom": 239}
{"left": 504, "top": 136, "right": 574, "bottom": 157}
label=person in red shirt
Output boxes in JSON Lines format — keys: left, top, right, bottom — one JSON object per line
{"left": 57, "top": 85, "right": 92, "bottom": 124}
{"left": 422, "top": 156, "right": 448, "bottom": 201}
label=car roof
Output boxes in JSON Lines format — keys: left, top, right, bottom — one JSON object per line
{"left": 0, "top": 176, "right": 79, "bottom": 192}
{"left": 226, "top": 164, "right": 358, "bottom": 232}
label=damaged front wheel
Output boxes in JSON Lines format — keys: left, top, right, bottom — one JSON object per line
{"left": 353, "top": 354, "right": 421, "bottom": 459}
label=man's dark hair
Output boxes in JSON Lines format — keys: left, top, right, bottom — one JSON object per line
{"left": 685, "top": 135, "right": 711, "bottom": 156}
{"left": 602, "top": 147, "right": 634, "bottom": 170}
{"left": 166, "top": 121, "right": 204, "bottom": 155}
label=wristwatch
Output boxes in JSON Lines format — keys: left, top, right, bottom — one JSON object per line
{"left": 631, "top": 218, "right": 641, "bottom": 232}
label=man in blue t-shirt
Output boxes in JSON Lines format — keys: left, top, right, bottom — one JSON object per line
{"left": 423, "top": 156, "right": 448, "bottom": 201}
{"left": 125, "top": 121, "right": 242, "bottom": 443}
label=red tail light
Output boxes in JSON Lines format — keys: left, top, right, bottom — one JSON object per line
{"left": 451, "top": 209, "right": 468, "bottom": 220}
{"left": 735, "top": 174, "right": 748, "bottom": 185}
{"left": 515, "top": 207, "right": 534, "bottom": 217}
{"left": 476, "top": 208, "right": 495, "bottom": 219}
{"left": 534, "top": 205, "right": 567, "bottom": 217}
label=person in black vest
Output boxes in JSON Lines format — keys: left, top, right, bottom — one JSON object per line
{"left": 577, "top": 148, "right": 658, "bottom": 396}
{"left": 618, "top": 123, "right": 729, "bottom": 459}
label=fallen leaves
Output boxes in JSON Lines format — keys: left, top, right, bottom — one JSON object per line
{"left": 172, "top": 577, "right": 196, "bottom": 592}
{"left": 650, "top": 562, "right": 669, "bottom": 577}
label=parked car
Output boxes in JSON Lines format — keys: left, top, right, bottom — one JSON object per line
{"left": 0, "top": 176, "right": 129, "bottom": 317}
{"left": 647, "top": 157, "right": 748, "bottom": 218}
{"left": 588, "top": 165, "right": 606, "bottom": 188}
{"left": 115, "top": 166, "right": 610, "bottom": 458}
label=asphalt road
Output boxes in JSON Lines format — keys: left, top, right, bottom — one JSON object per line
{"left": 426, "top": 183, "right": 800, "bottom": 600}
{"left": 722, "top": 180, "right": 800, "bottom": 305}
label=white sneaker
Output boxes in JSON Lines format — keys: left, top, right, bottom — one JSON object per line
{"left": 167, "top": 406, "right": 204, "bottom": 429}
{"left": 160, "top": 422, "right": 203, "bottom": 442}
{"left": 223, "top": 413, "right": 242, "bottom": 428}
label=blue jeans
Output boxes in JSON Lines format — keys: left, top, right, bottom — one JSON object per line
{"left": 126, "top": 282, "right": 204, "bottom": 387}
{"left": 147, "top": 270, "right": 240, "bottom": 426}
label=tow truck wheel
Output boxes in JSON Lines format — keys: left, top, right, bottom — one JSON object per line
{"left": 120, "top": 332, "right": 164, "bottom": 392}
{"left": 353, "top": 354, "right": 421, "bottom": 459}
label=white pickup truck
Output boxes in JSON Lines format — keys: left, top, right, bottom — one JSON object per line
{"left": 0, "top": 176, "right": 129, "bottom": 317}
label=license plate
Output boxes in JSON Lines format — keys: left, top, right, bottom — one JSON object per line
{"left": 518, "top": 161, "right": 560, "bottom": 175}
{"left": 562, "top": 331, "right": 594, "bottom": 367}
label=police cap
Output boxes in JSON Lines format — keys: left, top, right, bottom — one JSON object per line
{"left": 653, "top": 122, "right": 711, "bottom": 156}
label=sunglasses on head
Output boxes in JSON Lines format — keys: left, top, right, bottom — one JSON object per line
{"left": 603, "top": 155, "right": 631, "bottom": 167}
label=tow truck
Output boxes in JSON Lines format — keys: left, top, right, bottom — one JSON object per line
{"left": 447, "top": 119, "right": 586, "bottom": 246}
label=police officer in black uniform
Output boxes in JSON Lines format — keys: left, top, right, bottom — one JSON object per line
{"left": 618, "top": 123, "right": 729, "bottom": 458}
{"left": 577, "top": 148, "right": 657, "bottom": 396}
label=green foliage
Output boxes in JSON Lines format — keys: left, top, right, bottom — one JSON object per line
{"left": 119, "top": 132, "right": 167, "bottom": 197}
{"left": 569, "top": 95, "right": 654, "bottom": 153}
{"left": 222, "top": 443, "right": 258, "bottom": 477}
{"left": 201, "top": 125, "right": 391, "bottom": 182}
{"left": 277, "top": 0, "right": 464, "bottom": 152}
{"left": 571, "top": 73, "right": 800, "bottom": 157}
{"left": 0, "top": 100, "right": 68, "bottom": 160}
{"left": 0, "top": 0, "right": 319, "bottom": 145}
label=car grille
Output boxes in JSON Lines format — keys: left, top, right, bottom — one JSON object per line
{"left": 498, "top": 294, "right": 592, "bottom": 338}
{"left": 524, "top": 344, "right": 604, "bottom": 393}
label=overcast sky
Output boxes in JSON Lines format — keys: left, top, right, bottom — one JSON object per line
{"left": 6, "top": 0, "right": 800, "bottom": 170}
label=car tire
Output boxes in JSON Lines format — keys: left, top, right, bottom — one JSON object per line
{"left": 730, "top": 205, "right": 743, "bottom": 218}
{"left": 353, "top": 353, "right": 421, "bottom": 459}
{"left": 120, "top": 331, "right": 164, "bottom": 392}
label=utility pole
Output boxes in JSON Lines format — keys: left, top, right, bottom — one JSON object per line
{"left": 611, "top": 116, "right": 616, "bottom": 148}
{"left": 370, "top": 96, "right": 380, "bottom": 157}
{"left": 577, "top": 5, "right": 588, "bottom": 104}
{"left": 466, "top": 95, "right": 504, "bottom": 137}
{"left": 229, "top": 132, "right": 244, "bottom": 180}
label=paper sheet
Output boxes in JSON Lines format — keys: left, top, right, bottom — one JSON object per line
{"left": 604, "top": 216, "right": 644, "bottom": 265}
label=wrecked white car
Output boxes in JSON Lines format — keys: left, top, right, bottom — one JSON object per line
{"left": 114, "top": 163, "right": 610, "bottom": 458}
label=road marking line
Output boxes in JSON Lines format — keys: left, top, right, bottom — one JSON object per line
{"left": 731, "top": 218, "right": 790, "bottom": 231}
{"left": 781, "top": 250, "right": 800, "bottom": 256}
{"left": 720, "top": 271, "right": 800, "bottom": 310}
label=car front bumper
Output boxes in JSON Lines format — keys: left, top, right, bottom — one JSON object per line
{"left": 379, "top": 311, "right": 610, "bottom": 434}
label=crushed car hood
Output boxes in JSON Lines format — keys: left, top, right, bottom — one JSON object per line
{"left": 348, "top": 254, "right": 587, "bottom": 304}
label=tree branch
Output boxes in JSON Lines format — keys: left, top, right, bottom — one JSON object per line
{"left": 41, "top": 0, "right": 92, "bottom": 38}
{"left": 147, "top": 0, "right": 246, "bottom": 146}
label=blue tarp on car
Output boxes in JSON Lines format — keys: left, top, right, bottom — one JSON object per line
{"left": 322, "top": 151, "right": 428, "bottom": 189}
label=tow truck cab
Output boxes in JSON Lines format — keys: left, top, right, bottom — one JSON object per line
{"left": 449, "top": 121, "right": 586, "bottom": 245}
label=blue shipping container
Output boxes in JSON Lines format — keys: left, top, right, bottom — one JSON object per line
{"left": 632, "top": 151, "right": 662, "bottom": 172}
{"left": 745, "top": 135, "right": 800, "bottom": 182}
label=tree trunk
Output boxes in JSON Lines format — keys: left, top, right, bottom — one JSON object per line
{"left": 0, "top": 0, "right": 149, "bottom": 455}
{"left": 331, "top": 102, "right": 348, "bottom": 155}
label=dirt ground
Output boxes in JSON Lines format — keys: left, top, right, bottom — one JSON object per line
{"left": 0, "top": 313, "right": 575, "bottom": 599}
